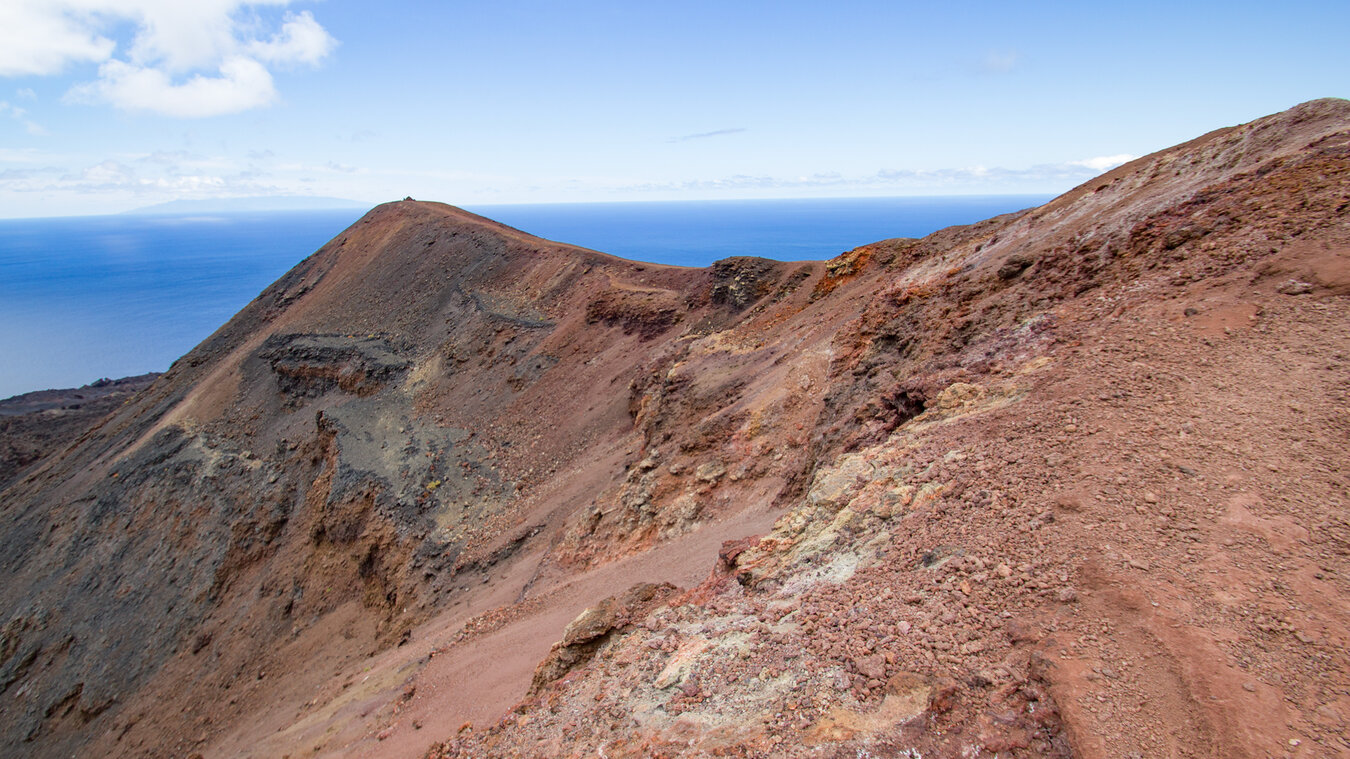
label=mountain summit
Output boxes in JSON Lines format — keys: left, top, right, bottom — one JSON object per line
{"left": 2, "top": 99, "right": 1348, "bottom": 758}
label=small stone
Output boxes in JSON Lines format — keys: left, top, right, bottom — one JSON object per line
{"left": 1277, "top": 280, "right": 1314, "bottom": 295}
{"left": 969, "top": 670, "right": 996, "bottom": 688}
{"left": 1316, "top": 703, "right": 1343, "bottom": 721}
{"left": 1004, "top": 619, "right": 1039, "bottom": 644}
{"left": 1143, "top": 491, "right": 1159, "bottom": 504}
{"left": 1242, "top": 682, "right": 1257, "bottom": 692}
{"left": 695, "top": 461, "right": 726, "bottom": 483}
{"left": 1127, "top": 559, "right": 1149, "bottom": 571}
{"left": 853, "top": 653, "right": 887, "bottom": 681}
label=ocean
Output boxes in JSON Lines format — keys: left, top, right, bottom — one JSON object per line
{"left": 0, "top": 196, "right": 1049, "bottom": 399}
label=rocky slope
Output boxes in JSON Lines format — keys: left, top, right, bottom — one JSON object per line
{"left": 1, "top": 98, "right": 1348, "bottom": 759}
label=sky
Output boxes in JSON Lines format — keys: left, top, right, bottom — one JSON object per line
{"left": 0, "top": 0, "right": 1346, "bottom": 218}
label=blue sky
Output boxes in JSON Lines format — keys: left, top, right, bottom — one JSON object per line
{"left": 0, "top": 0, "right": 1346, "bottom": 217}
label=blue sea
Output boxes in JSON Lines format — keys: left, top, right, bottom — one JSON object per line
{"left": 0, "top": 196, "right": 1048, "bottom": 399}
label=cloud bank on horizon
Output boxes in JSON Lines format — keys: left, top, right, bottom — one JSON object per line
{"left": 0, "top": 0, "right": 335, "bottom": 118}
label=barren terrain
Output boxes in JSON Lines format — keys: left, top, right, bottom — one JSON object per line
{"left": 1, "top": 99, "right": 1347, "bottom": 758}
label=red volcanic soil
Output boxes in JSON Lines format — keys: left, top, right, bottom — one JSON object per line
{"left": 1, "top": 99, "right": 1348, "bottom": 759}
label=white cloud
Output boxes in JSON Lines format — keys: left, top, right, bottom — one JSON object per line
{"left": 69, "top": 56, "right": 278, "bottom": 118}
{"left": 248, "top": 12, "right": 335, "bottom": 66}
{"left": 0, "top": 1, "right": 115, "bottom": 76}
{"left": 76, "top": 159, "right": 137, "bottom": 184}
{"left": 1070, "top": 154, "right": 1137, "bottom": 172}
{"left": 0, "top": 1, "right": 335, "bottom": 118}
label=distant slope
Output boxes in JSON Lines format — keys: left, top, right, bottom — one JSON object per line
{"left": 124, "top": 195, "right": 371, "bottom": 215}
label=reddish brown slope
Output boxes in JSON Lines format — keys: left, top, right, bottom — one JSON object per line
{"left": 419, "top": 99, "right": 1350, "bottom": 758}
{"left": 0, "top": 200, "right": 820, "bottom": 758}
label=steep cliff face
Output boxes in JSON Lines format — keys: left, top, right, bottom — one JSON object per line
{"left": 2, "top": 99, "right": 1348, "bottom": 759}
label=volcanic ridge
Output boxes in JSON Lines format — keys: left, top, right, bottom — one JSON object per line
{"left": 2, "top": 98, "right": 1349, "bottom": 759}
